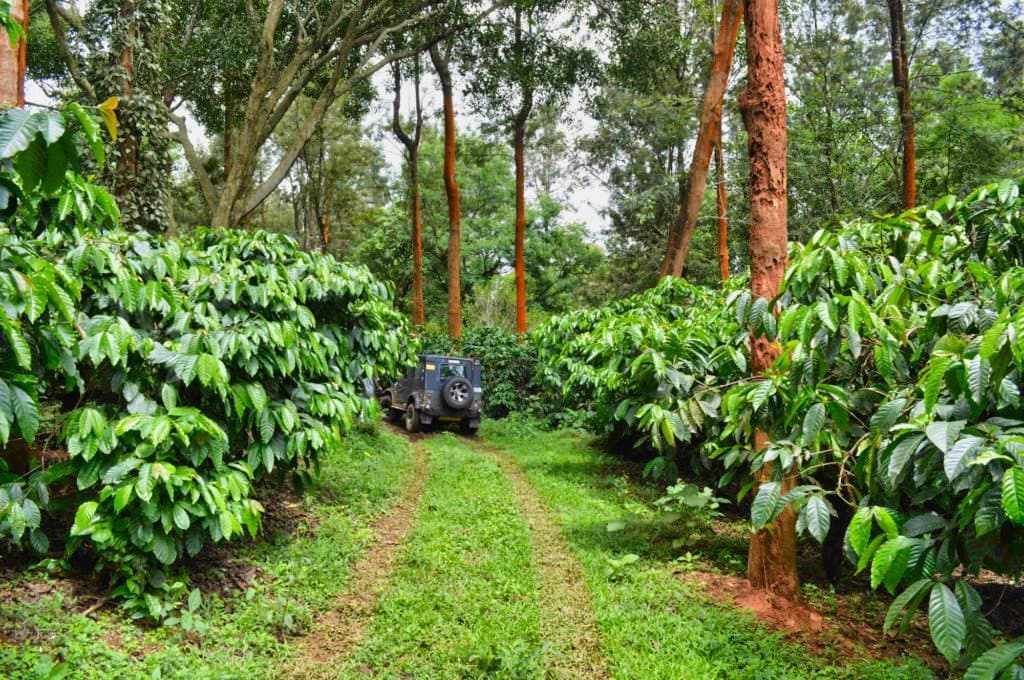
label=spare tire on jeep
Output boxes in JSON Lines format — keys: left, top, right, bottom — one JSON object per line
{"left": 442, "top": 377, "right": 472, "bottom": 409}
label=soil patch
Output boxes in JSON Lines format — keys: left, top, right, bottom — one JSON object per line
{"left": 683, "top": 570, "right": 946, "bottom": 674}
{"left": 283, "top": 436, "right": 430, "bottom": 679}
{"left": 473, "top": 437, "right": 610, "bottom": 680}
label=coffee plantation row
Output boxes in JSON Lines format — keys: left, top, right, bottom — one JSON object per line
{"left": 534, "top": 175, "right": 1024, "bottom": 677}
{"left": 0, "top": 106, "right": 415, "bottom": 618}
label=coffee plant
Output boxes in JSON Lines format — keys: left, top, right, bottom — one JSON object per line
{"left": 538, "top": 176, "right": 1024, "bottom": 676}
{"left": 0, "top": 106, "right": 415, "bottom": 618}
{"left": 534, "top": 276, "right": 748, "bottom": 479}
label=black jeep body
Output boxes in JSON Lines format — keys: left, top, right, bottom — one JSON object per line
{"left": 380, "top": 354, "right": 483, "bottom": 434}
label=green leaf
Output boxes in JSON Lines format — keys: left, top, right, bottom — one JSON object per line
{"left": 884, "top": 579, "right": 933, "bottom": 633}
{"left": 945, "top": 435, "right": 983, "bottom": 481}
{"left": 923, "top": 357, "right": 951, "bottom": 412}
{"left": 152, "top": 532, "right": 177, "bottom": 565}
{"left": 929, "top": 583, "right": 966, "bottom": 663}
{"left": 871, "top": 536, "right": 912, "bottom": 592}
{"left": 0, "top": 109, "right": 38, "bottom": 158}
{"left": 750, "top": 482, "right": 781, "bottom": 529}
{"left": 848, "top": 506, "right": 874, "bottom": 556}
{"left": 72, "top": 501, "right": 98, "bottom": 533}
{"left": 135, "top": 464, "right": 155, "bottom": 503}
{"left": 800, "top": 495, "right": 831, "bottom": 543}
{"left": 801, "top": 403, "right": 826, "bottom": 446}
{"left": 10, "top": 385, "right": 38, "bottom": 443}
{"left": 926, "top": 420, "right": 966, "bottom": 454}
{"left": 172, "top": 503, "right": 190, "bottom": 531}
{"left": 870, "top": 398, "right": 907, "bottom": 434}
{"left": 1002, "top": 467, "right": 1024, "bottom": 524}
{"left": 188, "top": 587, "right": 201, "bottom": 612}
{"left": 964, "top": 641, "right": 1024, "bottom": 680}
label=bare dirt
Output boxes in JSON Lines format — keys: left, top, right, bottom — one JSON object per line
{"left": 473, "top": 438, "right": 610, "bottom": 680}
{"left": 282, "top": 436, "right": 430, "bottom": 679}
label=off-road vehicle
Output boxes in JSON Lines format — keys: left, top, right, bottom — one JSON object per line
{"left": 380, "top": 354, "right": 482, "bottom": 434}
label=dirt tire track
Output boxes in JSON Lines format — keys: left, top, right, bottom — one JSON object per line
{"left": 472, "top": 437, "right": 610, "bottom": 680}
{"left": 282, "top": 436, "right": 430, "bottom": 679}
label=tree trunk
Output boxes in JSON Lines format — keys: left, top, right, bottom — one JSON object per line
{"left": 430, "top": 45, "right": 462, "bottom": 340}
{"left": 739, "top": 0, "right": 799, "bottom": 600}
{"left": 392, "top": 60, "right": 425, "bottom": 328}
{"left": 886, "top": 0, "right": 915, "bottom": 209}
{"left": 405, "top": 149, "right": 425, "bottom": 327}
{"left": 513, "top": 121, "right": 527, "bottom": 338}
{"left": 714, "top": 130, "right": 729, "bottom": 281}
{"left": 224, "top": 92, "right": 234, "bottom": 178}
{"left": 0, "top": 0, "right": 27, "bottom": 107}
{"left": 660, "top": 0, "right": 744, "bottom": 279}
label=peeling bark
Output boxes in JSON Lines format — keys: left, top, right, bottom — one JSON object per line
{"left": 430, "top": 44, "right": 462, "bottom": 341}
{"left": 739, "top": 0, "right": 799, "bottom": 600}
{"left": 886, "top": 0, "right": 916, "bottom": 209}
{"left": 0, "top": 0, "right": 27, "bottom": 108}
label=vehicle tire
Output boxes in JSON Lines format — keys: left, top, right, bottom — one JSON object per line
{"left": 442, "top": 377, "right": 473, "bottom": 409}
{"left": 404, "top": 403, "right": 421, "bottom": 433}
{"left": 379, "top": 396, "right": 397, "bottom": 422}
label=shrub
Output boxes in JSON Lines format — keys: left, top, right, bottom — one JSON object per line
{"left": 0, "top": 106, "right": 416, "bottom": 617}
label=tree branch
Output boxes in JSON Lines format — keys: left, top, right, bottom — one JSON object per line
{"left": 43, "top": 0, "right": 96, "bottom": 100}
{"left": 168, "top": 111, "right": 217, "bottom": 213}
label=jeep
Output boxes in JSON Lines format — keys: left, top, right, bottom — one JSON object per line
{"left": 380, "top": 354, "right": 483, "bottom": 434}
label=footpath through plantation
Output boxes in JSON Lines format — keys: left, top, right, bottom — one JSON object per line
{"left": 1, "top": 422, "right": 936, "bottom": 679}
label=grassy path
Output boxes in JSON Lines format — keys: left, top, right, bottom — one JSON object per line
{"left": 474, "top": 439, "right": 608, "bottom": 679}
{"left": 284, "top": 437, "right": 431, "bottom": 678}
{"left": 335, "top": 433, "right": 549, "bottom": 678}
{"left": 477, "top": 419, "right": 934, "bottom": 680}
{"left": 0, "top": 421, "right": 938, "bottom": 679}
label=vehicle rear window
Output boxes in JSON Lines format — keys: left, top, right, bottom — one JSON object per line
{"left": 440, "top": 363, "right": 467, "bottom": 379}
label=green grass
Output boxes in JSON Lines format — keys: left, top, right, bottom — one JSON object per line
{"left": 479, "top": 417, "right": 935, "bottom": 680}
{"left": 338, "top": 432, "right": 545, "bottom": 679}
{"left": 0, "top": 425, "right": 414, "bottom": 680}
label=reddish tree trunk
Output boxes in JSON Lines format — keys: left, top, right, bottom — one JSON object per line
{"left": 409, "top": 152, "right": 425, "bottom": 327}
{"left": 514, "top": 122, "right": 527, "bottom": 338}
{"left": 714, "top": 131, "right": 729, "bottom": 281}
{"left": 430, "top": 45, "right": 462, "bottom": 340}
{"left": 739, "top": 0, "right": 799, "bottom": 600}
{"left": 660, "top": 0, "right": 744, "bottom": 278}
{"left": 392, "top": 61, "right": 425, "bottom": 328}
{"left": 886, "top": 0, "right": 915, "bottom": 209}
{"left": 0, "top": 0, "right": 27, "bottom": 107}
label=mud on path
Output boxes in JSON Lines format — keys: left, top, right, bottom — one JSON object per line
{"left": 472, "top": 437, "right": 610, "bottom": 680}
{"left": 283, "top": 436, "right": 431, "bottom": 679}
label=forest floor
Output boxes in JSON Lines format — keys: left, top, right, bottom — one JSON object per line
{"left": 0, "top": 419, "right": 949, "bottom": 679}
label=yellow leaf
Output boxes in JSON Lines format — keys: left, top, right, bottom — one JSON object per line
{"left": 97, "top": 97, "right": 118, "bottom": 141}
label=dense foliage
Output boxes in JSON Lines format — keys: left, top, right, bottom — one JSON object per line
{"left": 0, "top": 108, "right": 414, "bottom": 618}
{"left": 538, "top": 176, "right": 1024, "bottom": 676}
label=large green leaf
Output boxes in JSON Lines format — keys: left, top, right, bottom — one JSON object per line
{"left": 929, "top": 583, "right": 966, "bottom": 663}
{"left": 964, "top": 641, "right": 1024, "bottom": 680}
{"left": 884, "top": 579, "right": 933, "bottom": 634}
{"left": 0, "top": 109, "right": 36, "bottom": 158}
{"left": 1002, "top": 467, "right": 1024, "bottom": 524}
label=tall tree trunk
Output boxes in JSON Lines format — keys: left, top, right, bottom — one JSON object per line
{"left": 660, "top": 0, "right": 744, "bottom": 278}
{"left": 392, "top": 60, "right": 425, "bottom": 328}
{"left": 224, "top": 92, "right": 234, "bottom": 178}
{"left": 714, "top": 129, "right": 729, "bottom": 281}
{"left": 430, "top": 45, "right": 462, "bottom": 340}
{"left": 886, "top": 0, "right": 915, "bottom": 209}
{"left": 739, "top": 0, "right": 799, "bottom": 600}
{"left": 513, "top": 121, "right": 527, "bottom": 337}
{"left": 0, "top": 0, "right": 27, "bottom": 107}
